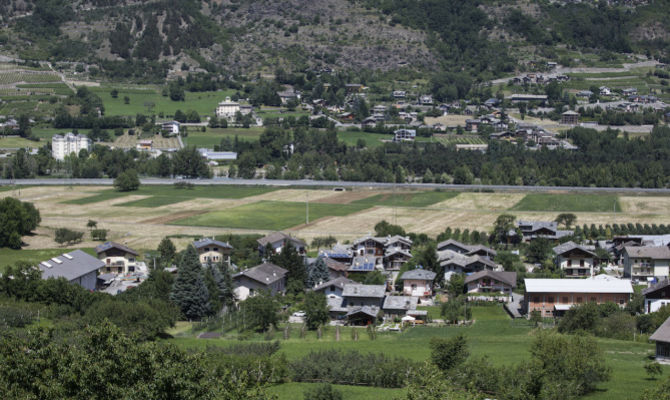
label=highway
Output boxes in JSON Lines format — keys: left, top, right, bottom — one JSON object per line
{"left": 2, "top": 178, "right": 670, "bottom": 194}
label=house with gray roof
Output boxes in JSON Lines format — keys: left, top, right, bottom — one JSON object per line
{"left": 38, "top": 250, "right": 104, "bottom": 291}
{"left": 192, "top": 238, "right": 233, "bottom": 267}
{"left": 553, "top": 241, "right": 597, "bottom": 278}
{"left": 465, "top": 270, "right": 517, "bottom": 295}
{"left": 515, "top": 220, "right": 573, "bottom": 242}
{"left": 96, "top": 241, "right": 139, "bottom": 275}
{"left": 623, "top": 246, "right": 670, "bottom": 283}
{"left": 400, "top": 269, "right": 437, "bottom": 301}
{"left": 233, "top": 262, "right": 287, "bottom": 301}
{"left": 383, "top": 295, "right": 418, "bottom": 316}
{"left": 314, "top": 276, "right": 357, "bottom": 299}
{"left": 642, "top": 278, "right": 670, "bottom": 314}
{"left": 436, "top": 239, "right": 496, "bottom": 259}
{"left": 257, "top": 232, "right": 306, "bottom": 257}
{"left": 650, "top": 316, "right": 670, "bottom": 364}
{"left": 438, "top": 250, "right": 500, "bottom": 275}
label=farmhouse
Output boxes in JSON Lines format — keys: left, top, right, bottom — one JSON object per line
{"left": 436, "top": 239, "right": 496, "bottom": 259}
{"left": 642, "top": 279, "right": 670, "bottom": 314}
{"left": 38, "top": 250, "right": 104, "bottom": 291}
{"left": 382, "top": 296, "right": 418, "bottom": 316}
{"left": 52, "top": 132, "right": 91, "bottom": 161}
{"left": 314, "top": 276, "right": 356, "bottom": 299}
{"left": 623, "top": 246, "right": 670, "bottom": 283}
{"left": 650, "top": 316, "right": 670, "bottom": 364}
{"left": 515, "top": 220, "right": 573, "bottom": 242}
{"left": 216, "top": 97, "right": 240, "bottom": 120}
{"left": 524, "top": 277, "right": 633, "bottom": 318}
{"left": 438, "top": 250, "right": 500, "bottom": 274}
{"left": 192, "top": 238, "right": 233, "bottom": 267}
{"left": 257, "top": 232, "right": 307, "bottom": 257}
{"left": 233, "top": 262, "right": 287, "bottom": 301}
{"left": 465, "top": 270, "right": 517, "bottom": 295}
{"left": 561, "top": 110, "right": 579, "bottom": 125}
{"left": 95, "top": 241, "right": 139, "bottom": 274}
{"left": 341, "top": 284, "right": 385, "bottom": 325}
{"left": 552, "top": 241, "right": 597, "bottom": 278}
{"left": 399, "top": 269, "right": 436, "bottom": 300}
{"left": 323, "top": 257, "right": 349, "bottom": 280}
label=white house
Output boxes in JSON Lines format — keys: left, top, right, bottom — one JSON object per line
{"left": 622, "top": 246, "right": 670, "bottom": 283}
{"left": 216, "top": 97, "right": 241, "bottom": 120}
{"left": 95, "top": 242, "right": 139, "bottom": 275}
{"left": 161, "top": 121, "right": 180, "bottom": 135}
{"left": 52, "top": 133, "right": 91, "bottom": 161}
{"left": 552, "top": 241, "right": 597, "bottom": 278}
{"left": 642, "top": 279, "right": 670, "bottom": 314}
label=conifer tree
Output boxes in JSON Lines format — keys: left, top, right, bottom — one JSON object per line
{"left": 307, "top": 256, "right": 330, "bottom": 288}
{"left": 157, "top": 237, "right": 176, "bottom": 268}
{"left": 270, "top": 242, "right": 306, "bottom": 292}
{"left": 170, "top": 245, "right": 210, "bottom": 320}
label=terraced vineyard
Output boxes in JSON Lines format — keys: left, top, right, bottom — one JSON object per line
{"left": 434, "top": 134, "right": 487, "bottom": 145}
{"left": 0, "top": 71, "right": 61, "bottom": 85}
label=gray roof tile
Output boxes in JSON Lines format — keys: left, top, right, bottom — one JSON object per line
{"left": 39, "top": 250, "right": 104, "bottom": 282}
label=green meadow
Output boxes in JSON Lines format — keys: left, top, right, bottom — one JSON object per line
{"left": 353, "top": 190, "right": 459, "bottom": 208}
{"left": 63, "top": 185, "right": 277, "bottom": 206}
{"left": 171, "top": 200, "right": 371, "bottom": 230}
{"left": 184, "top": 127, "right": 264, "bottom": 148}
{"left": 168, "top": 305, "right": 666, "bottom": 400}
{"left": 511, "top": 193, "right": 622, "bottom": 212}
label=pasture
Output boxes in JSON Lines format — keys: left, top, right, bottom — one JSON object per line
{"left": 511, "top": 193, "right": 622, "bottom": 212}
{"left": 352, "top": 190, "right": 459, "bottom": 208}
{"left": 168, "top": 305, "right": 667, "bottom": 400}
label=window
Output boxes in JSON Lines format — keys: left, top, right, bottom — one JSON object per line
{"left": 567, "top": 260, "right": 572, "bottom": 266}
{"left": 106, "top": 267, "right": 111, "bottom": 272}
{"left": 128, "top": 266, "right": 135, "bottom": 272}
{"left": 590, "top": 297, "right": 597, "bottom": 303}
{"left": 533, "top": 297, "right": 540, "bottom": 303}
{"left": 576, "top": 297, "right": 582, "bottom": 303}
{"left": 547, "top": 296, "right": 554, "bottom": 303}
{"left": 619, "top": 298, "right": 625, "bottom": 305}
{"left": 204, "top": 247, "right": 210, "bottom": 252}
{"left": 562, "top": 297, "right": 568, "bottom": 303}
{"left": 579, "top": 259, "right": 585, "bottom": 267}
{"left": 330, "top": 286, "right": 336, "bottom": 292}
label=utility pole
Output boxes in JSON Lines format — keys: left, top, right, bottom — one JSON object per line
{"left": 306, "top": 192, "right": 309, "bottom": 225}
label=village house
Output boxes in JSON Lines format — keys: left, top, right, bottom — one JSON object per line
{"left": 233, "top": 262, "right": 287, "bottom": 301}
{"left": 523, "top": 277, "right": 633, "bottom": 318}
{"left": 341, "top": 283, "right": 386, "bottom": 325}
{"left": 419, "top": 95, "right": 433, "bottom": 105}
{"left": 192, "top": 238, "right": 233, "bottom": 267}
{"left": 622, "top": 246, "right": 670, "bottom": 283}
{"left": 319, "top": 244, "right": 354, "bottom": 265}
{"left": 561, "top": 110, "right": 579, "bottom": 125}
{"left": 399, "top": 269, "right": 436, "bottom": 301}
{"left": 257, "top": 232, "right": 307, "bottom": 257}
{"left": 160, "top": 120, "right": 180, "bottom": 135}
{"left": 650, "top": 316, "right": 670, "bottom": 364}
{"left": 515, "top": 220, "right": 573, "bottom": 242}
{"left": 622, "top": 87, "right": 638, "bottom": 96}
{"left": 95, "top": 242, "right": 139, "bottom": 274}
{"left": 576, "top": 90, "right": 593, "bottom": 98}
{"left": 216, "top": 97, "right": 240, "bottom": 120}
{"left": 552, "top": 241, "right": 597, "bottom": 278}
{"left": 324, "top": 257, "right": 349, "bottom": 280}
{"left": 393, "top": 128, "right": 416, "bottom": 142}
{"left": 38, "top": 250, "right": 104, "bottom": 291}
{"left": 465, "top": 270, "right": 517, "bottom": 295}
{"left": 438, "top": 248, "right": 500, "bottom": 275}
{"left": 436, "top": 239, "right": 496, "bottom": 259}
{"left": 314, "top": 276, "right": 356, "bottom": 299}
{"left": 642, "top": 279, "right": 670, "bottom": 314}
{"left": 197, "top": 149, "right": 238, "bottom": 162}
{"left": 382, "top": 295, "right": 418, "bottom": 317}
{"left": 392, "top": 90, "right": 406, "bottom": 98}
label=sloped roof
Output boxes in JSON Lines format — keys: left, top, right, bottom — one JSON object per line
{"left": 650, "top": 316, "right": 670, "bottom": 342}
{"left": 642, "top": 278, "right": 670, "bottom": 297}
{"left": 346, "top": 306, "right": 378, "bottom": 318}
{"left": 233, "top": 262, "right": 287, "bottom": 286}
{"left": 257, "top": 232, "right": 306, "bottom": 247}
{"left": 437, "top": 239, "right": 472, "bottom": 252}
{"left": 400, "top": 269, "right": 437, "bottom": 281}
{"left": 349, "top": 256, "right": 380, "bottom": 272}
{"left": 324, "top": 257, "right": 349, "bottom": 272}
{"left": 465, "top": 270, "right": 517, "bottom": 287}
{"left": 95, "top": 241, "right": 139, "bottom": 256}
{"left": 465, "top": 244, "right": 497, "bottom": 257}
{"left": 192, "top": 238, "right": 232, "bottom": 250}
{"left": 623, "top": 246, "right": 670, "bottom": 260}
{"left": 342, "top": 284, "right": 385, "bottom": 298}
{"left": 383, "top": 296, "right": 418, "bottom": 311}
{"left": 552, "top": 241, "right": 596, "bottom": 257}
{"left": 524, "top": 278, "right": 633, "bottom": 294}
{"left": 327, "top": 296, "right": 347, "bottom": 312}
{"left": 39, "top": 250, "right": 104, "bottom": 282}
{"left": 313, "top": 277, "right": 357, "bottom": 292}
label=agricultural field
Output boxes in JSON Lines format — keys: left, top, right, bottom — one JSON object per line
{"left": 337, "top": 130, "right": 392, "bottom": 148}
{"left": 0, "top": 136, "right": 41, "bottom": 148}
{"left": 171, "top": 200, "right": 371, "bottom": 230}
{"left": 434, "top": 134, "right": 487, "bottom": 145}
{"left": 511, "top": 193, "right": 622, "bottom": 212}
{"left": 0, "top": 70, "right": 61, "bottom": 85}
{"left": 168, "top": 305, "right": 668, "bottom": 400}
{"left": 91, "top": 86, "right": 235, "bottom": 118}
{"left": 184, "top": 127, "right": 264, "bottom": 148}
{"left": 109, "top": 133, "right": 180, "bottom": 150}
{"left": 5, "top": 185, "right": 670, "bottom": 250}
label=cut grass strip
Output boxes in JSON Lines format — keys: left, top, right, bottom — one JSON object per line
{"left": 171, "top": 200, "right": 371, "bottom": 230}
{"left": 511, "top": 193, "right": 621, "bottom": 212}
{"left": 353, "top": 190, "right": 459, "bottom": 208}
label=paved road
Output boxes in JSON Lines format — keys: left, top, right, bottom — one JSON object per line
{"left": 2, "top": 178, "right": 670, "bottom": 194}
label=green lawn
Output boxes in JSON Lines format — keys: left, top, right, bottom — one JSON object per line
{"left": 167, "top": 305, "right": 666, "bottom": 400}
{"left": 353, "top": 190, "right": 459, "bottom": 208}
{"left": 91, "top": 86, "right": 235, "bottom": 118}
{"left": 184, "top": 127, "right": 264, "bottom": 148}
{"left": 0, "top": 136, "right": 41, "bottom": 148}
{"left": 64, "top": 185, "right": 277, "bottom": 206}
{"left": 0, "top": 247, "right": 96, "bottom": 272}
{"left": 337, "top": 131, "right": 391, "bottom": 148}
{"left": 511, "top": 193, "right": 622, "bottom": 212}
{"left": 171, "top": 200, "right": 371, "bottom": 230}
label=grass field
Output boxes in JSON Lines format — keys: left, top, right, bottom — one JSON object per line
{"left": 184, "top": 127, "right": 264, "bottom": 148}
{"left": 0, "top": 136, "right": 41, "bottom": 148}
{"left": 337, "top": 131, "right": 391, "bottom": 148}
{"left": 511, "top": 193, "right": 622, "bottom": 212}
{"left": 92, "top": 86, "right": 235, "bottom": 118}
{"left": 64, "top": 185, "right": 277, "bottom": 206}
{"left": 267, "top": 382, "right": 405, "bottom": 400}
{"left": 168, "top": 305, "right": 665, "bottom": 400}
{"left": 353, "top": 190, "right": 459, "bottom": 208}
{"left": 171, "top": 200, "right": 371, "bottom": 230}
{"left": 0, "top": 247, "right": 95, "bottom": 272}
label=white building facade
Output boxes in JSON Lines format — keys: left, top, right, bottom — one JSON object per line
{"left": 52, "top": 133, "right": 91, "bottom": 161}
{"left": 216, "top": 97, "right": 241, "bottom": 120}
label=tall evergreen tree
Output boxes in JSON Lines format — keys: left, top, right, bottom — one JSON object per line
{"left": 170, "top": 245, "right": 210, "bottom": 320}
{"left": 157, "top": 237, "right": 176, "bottom": 268}
{"left": 270, "top": 242, "right": 307, "bottom": 292}
{"left": 307, "top": 256, "right": 330, "bottom": 288}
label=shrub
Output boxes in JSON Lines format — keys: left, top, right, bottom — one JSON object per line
{"left": 303, "top": 384, "right": 343, "bottom": 400}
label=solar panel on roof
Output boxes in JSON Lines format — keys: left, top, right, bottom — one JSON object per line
{"left": 62, "top": 254, "right": 73, "bottom": 259}
{"left": 41, "top": 261, "right": 52, "bottom": 268}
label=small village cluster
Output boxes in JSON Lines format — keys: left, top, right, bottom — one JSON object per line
{"left": 34, "top": 221, "right": 670, "bottom": 364}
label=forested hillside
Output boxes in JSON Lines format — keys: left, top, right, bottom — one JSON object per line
{"left": 2, "top": 0, "right": 670, "bottom": 86}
